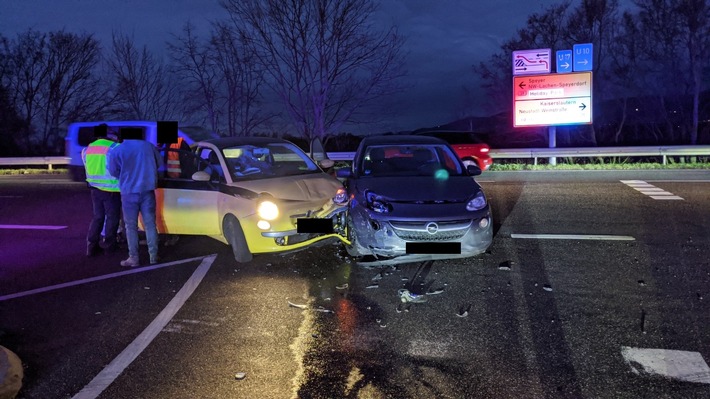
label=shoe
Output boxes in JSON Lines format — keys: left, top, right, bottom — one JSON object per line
{"left": 86, "top": 244, "right": 103, "bottom": 257}
{"left": 150, "top": 256, "right": 161, "bottom": 265}
{"left": 120, "top": 256, "right": 140, "bottom": 267}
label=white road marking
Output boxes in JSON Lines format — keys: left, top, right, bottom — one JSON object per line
{"left": 0, "top": 255, "right": 211, "bottom": 302}
{"left": 511, "top": 234, "right": 635, "bottom": 241}
{"left": 0, "top": 224, "right": 67, "bottom": 230}
{"left": 621, "top": 180, "right": 684, "bottom": 200}
{"left": 71, "top": 254, "right": 216, "bottom": 399}
{"left": 621, "top": 346, "right": 710, "bottom": 384}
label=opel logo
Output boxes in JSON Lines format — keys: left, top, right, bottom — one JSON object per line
{"left": 425, "top": 222, "right": 438, "bottom": 235}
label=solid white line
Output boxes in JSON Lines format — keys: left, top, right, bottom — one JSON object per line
{"left": 71, "top": 254, "right": 216, "bottom": 399}
{"left": 511, "top": 233, "right": 635, "bottom": 241}
{"left": 0, "top": 224, "right": 67, "bottom": 230}
{"left": 0, "top": 255, "right": 212, "bottom": 302}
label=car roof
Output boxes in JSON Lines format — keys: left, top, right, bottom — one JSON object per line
{"left": 359, "top": 134, "right": 446, "bottom": 146}
{"left": 200, "top": 136, "right": 294, "bottom": 148}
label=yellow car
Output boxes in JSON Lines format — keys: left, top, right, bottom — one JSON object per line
{"left": 154, "top": 137, "right": 349, "bottom": 262}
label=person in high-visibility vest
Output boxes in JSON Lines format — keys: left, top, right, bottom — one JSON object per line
{"left": 82, "top": 124, "right": 121, "bottom": 257}
{"left": 166, "top": 137, "right": 189, "bottom": 178}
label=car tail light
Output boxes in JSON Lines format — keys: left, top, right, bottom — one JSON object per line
{"left": 480, "top": 147, "right": 490, "bottom": 153}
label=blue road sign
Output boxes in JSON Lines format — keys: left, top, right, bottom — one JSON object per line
{"left": 556, "top": 50, "right": 572, "bottom": 73}
{"left": 573, "top": 43, "right": 593, "bottom": 71}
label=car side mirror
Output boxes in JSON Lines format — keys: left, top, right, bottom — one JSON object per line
{"left": 466, "top": 164, "right": 482, "bottom": 176}
{"left": 192, "top": 170, "right": 211, "bottom": 181}
{"left": 336, "top": 168, "right": 352, "bottom": 178}
{"left": 319, "top": 159, "right": 335, "bottom": 169}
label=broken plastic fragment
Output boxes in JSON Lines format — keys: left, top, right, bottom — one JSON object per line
{"left": 235, "top": 372, "right": 246, "bottom": 380}
{"left": 543, "top": 285, "right": 553, "bottom": 292}
{"left": 457, "top": 304, "right": 471, "bottom": 317}
{"left": 398, "top": 289, "right": 427, "bottom": 303}
{"left": 426, "top": 288, "right": 445, "bottom": 295}
{"left": 288, "top": 301, "right": 308, "bottom": 309}
{"left": 366, "top": 284, "right": 379, "bottom": 289}
{"left": 336, "top": 283, "right": 349, "bottom": 290}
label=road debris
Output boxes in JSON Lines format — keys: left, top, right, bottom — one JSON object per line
{"left": 366, "top": 284, "right": 379, "bottom": 289}
{"left": 398, "top": 289, "right": 428, "bottom": 303}
{"left": 457, "top": 304, "right": 471, "bottom": 318}
{"left": 336, "top": 283, "right": 349, "bottom": 290}
{"left": 288, "top": 301, "right": 308, "bottom": 309}
{"left": 543, "top": 284, "right": 553, "bottom": 292}
{"left": 234, "top": 372, "right": 247, "bottom": 380}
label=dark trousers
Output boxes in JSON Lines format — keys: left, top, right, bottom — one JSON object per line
{"left": 87, "top": 188, "right": 122, "bottom": 248}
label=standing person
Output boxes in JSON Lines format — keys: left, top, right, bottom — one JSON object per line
{"left": 83, "top": 125, "right": 121, "bottom": 256}
{"left": 108, "top": 128, "right": 163, "bottom": 267}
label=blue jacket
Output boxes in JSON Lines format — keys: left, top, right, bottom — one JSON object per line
{"left": 108, "top": 139, "right": 163, "bottom": 194}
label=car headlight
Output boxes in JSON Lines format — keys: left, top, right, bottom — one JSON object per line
{"left": 257, "top": 200, "right": 279, "bottom": 220}
{"left": 466, "top": 191, "right": 487, "bottom": 211}
{"left": 333, "top": 187, "right": 348, "bottom": 205}
{"left": 365, "top": 190, "right": 392, "bottom": 213}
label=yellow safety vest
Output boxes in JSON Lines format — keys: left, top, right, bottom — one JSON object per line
{"left": 83, "top": 139, "right": 120, "bottom": 192}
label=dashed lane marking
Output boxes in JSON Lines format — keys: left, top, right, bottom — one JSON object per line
{"left": 0, "top": 224, "right": 67, "bottom": 230}
{"left": 622, "top": 346, "right": 710, "bottom": 384}
{"left": 71, "top": 254, "right": 217, "bottom": 399}
{"left": 621, "top": 180, "right": 684, "bottom": 200}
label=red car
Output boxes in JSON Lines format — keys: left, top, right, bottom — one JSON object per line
{"left": 415, "top": 131, "right": 493, "bottom": 171}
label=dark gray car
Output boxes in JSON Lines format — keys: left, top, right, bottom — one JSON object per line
{"left": 337, "top": 135, "right": 493, "bottom": 261}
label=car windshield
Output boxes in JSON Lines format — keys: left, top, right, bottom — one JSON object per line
{"left": 221, "top": 142, "right": 320, "bottom": 180}
{"left": 359, "top": 144, "right": 463, "bottom": 177}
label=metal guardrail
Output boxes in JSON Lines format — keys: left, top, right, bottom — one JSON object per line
{"left": 0, "top": 156, "right": 70, "bottom": 170}
{"left": 327, "top": 145, "right": 710, "bottom": 165}
{"left": 1, "top": 146, "right": 709, "bottom": 168}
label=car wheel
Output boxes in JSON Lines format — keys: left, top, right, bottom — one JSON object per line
{"left": 345, "top": 215, "right": 367, "bottom": 257}
{"left": 223, "top": 215, "right": 253, "bottom": 263}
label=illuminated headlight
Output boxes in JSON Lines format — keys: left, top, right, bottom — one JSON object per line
{"left": 466, "top": 191, "right": 487, "bottom": 211}
{"left": 257, "top": 200, "right": 279, "bottom": 220}
{"left": 365, "top": 190, "right": 392, "bottom": 213}
{"left": 333, "top": 187, "right": 348, "bottom": 204}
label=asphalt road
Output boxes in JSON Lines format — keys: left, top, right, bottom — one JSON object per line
{"left": 1, "top": 170, "right": 709, "bottom": 399}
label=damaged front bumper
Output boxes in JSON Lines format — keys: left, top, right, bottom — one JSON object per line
{"left": 348, "top": 208, "right": 493, "bottom": 259}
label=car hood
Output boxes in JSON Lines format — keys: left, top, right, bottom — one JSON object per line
{"left": 354, "top": 176, "right": 480, "bottom": 202}
{"left": 233, "top": 173, "right": 341, "bottom": 201}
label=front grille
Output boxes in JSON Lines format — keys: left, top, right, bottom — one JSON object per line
{"left": 389, "top": 219, "right": 472, "bottom": 241}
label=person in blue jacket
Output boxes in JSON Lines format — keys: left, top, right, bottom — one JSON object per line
{"left": 108, "top": 128, "right": 163, "bottom": 267}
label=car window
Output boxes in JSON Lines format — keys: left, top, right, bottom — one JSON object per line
{"left": 222, "top": 142, "right": 320, "bottom": 181}
{"left": 360, "top": 144, "right": 462, "bottom": 177}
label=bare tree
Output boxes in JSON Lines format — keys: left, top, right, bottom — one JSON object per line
{"left": 168, "top": 23, "right": 221, "bottom": 134}
{"left": 0, "top": 29, "right": 107, "bottom": 154}
{"left": 107, "top": 33, "right": 184, "bottom": 121}
{"left": 673, "top": 0, "right": 710, "bottom": 144}
{"left": 40, "top": 31, "right": 107, "bottom": 151}
{"left": 220, "top": 0, "right": 405, "bottom": 139}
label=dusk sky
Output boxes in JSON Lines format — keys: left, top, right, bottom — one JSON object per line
{"left": 0, "top": 0, "right": 621, "bottom": 133}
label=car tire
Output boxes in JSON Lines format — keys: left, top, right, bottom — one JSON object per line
{"left": 223, "top": 215, "right": 253, "bottom": 263}
{"left": 345, "top": 215, "right": 367, "bottom": 257}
